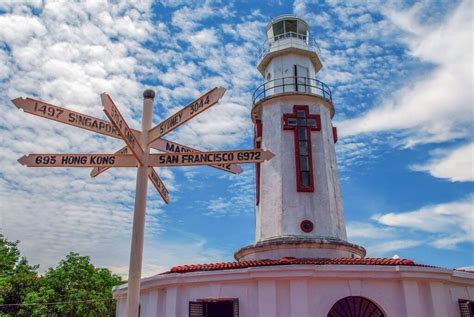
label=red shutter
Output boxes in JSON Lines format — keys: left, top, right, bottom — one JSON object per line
{"left": 189, "top": 301, "right": 204, "bottom": 317}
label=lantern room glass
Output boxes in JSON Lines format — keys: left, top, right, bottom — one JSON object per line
{"left": 271, "top": 18, "right": 308, "bottom": 42}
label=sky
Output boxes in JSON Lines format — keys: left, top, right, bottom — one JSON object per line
{"left": 0, "top": 0, "right": 472, "bottom": 278}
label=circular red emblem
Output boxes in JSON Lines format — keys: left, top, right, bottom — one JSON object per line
{"left": 300, "top": 220, "right": 314, "bottom": 233}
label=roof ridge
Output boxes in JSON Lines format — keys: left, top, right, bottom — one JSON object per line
{"left": 165, "top": 257, "right": 436, "bottom": 274}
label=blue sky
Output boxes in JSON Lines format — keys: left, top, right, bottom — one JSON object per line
{"left": 0, "top": 0, "right": 472, "bottom": 277}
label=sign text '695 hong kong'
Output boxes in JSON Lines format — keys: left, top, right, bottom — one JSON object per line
{"left": 18, "top": 154, "right": 137, "bottom": 167}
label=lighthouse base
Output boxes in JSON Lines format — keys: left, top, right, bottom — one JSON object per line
{"left": 234, "top": 236, "right": 366, "bottom": 261}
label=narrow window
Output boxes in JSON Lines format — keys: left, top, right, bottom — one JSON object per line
{"left": 297, "top": 20, "right": 308, "bottom": 41}
{"left": 282, "top": 105, "right": 321, "bottom": 192}
{"left": 273, "top": 21, "right": 284, "bottom": 39}
{"left": 285, "top": 19, "right": 297, "bottom": 35}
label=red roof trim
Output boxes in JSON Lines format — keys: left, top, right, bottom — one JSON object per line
{"left": 166, "top": 257, "right": 432, "bottom": 274}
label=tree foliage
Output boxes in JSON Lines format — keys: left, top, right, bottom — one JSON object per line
{"left": 0, "top": 234, "right": 123, "bottom": 316}
{"left": 0, "top": 234, "right": 39, "bottom": 317}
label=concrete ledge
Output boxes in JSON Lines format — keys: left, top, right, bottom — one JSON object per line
{"left": 235, "top": 236, "right": 366, "bottom": 261}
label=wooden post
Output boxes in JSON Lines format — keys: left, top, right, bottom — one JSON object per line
{"left": 125, "top": 89, "right": 155, "bottom": 317}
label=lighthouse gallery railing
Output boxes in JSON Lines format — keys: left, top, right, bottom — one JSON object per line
{"left": 252, "top": 76, "right": 333, "bottom": 105}
{"left": 257, "top": 31, "right": 322, "bottom": 62}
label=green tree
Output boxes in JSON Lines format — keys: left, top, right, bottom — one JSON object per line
{"left": 21, "top": 252, "right": 123, "bottom": 317}
{"left": 0, "top": 234, "right": 39, "bottom": 317}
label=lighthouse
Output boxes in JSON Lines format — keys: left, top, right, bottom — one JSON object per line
{"left": 112, "top": 15, "right": 474, "bottom": 317}
{"left": 235, "top": 15, "right": 365, "bottom": 261}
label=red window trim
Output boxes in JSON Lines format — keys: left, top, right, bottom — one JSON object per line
{"left": 255, "top": 120, "right": 262, "bottom": 205}
{"left": 282, "top": 105, "right": 321, "bottom": 192}
{"left": 332, "top": 126, "right": 338, "bottom": 143}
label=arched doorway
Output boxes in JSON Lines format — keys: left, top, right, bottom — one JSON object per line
{"left": 327, "top": 296, "right": 385, "bottom": 317}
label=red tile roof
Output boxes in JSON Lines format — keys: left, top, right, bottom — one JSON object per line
{"left": 167, "top": 257, "right": 431, "bottom": 274}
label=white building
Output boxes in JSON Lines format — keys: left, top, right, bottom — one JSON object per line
{"left": 113, "top": 15, "right": 474, "bottom": 317}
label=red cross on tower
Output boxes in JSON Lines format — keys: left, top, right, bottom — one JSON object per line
{"left": 282, "top": 105, "right": 321, "bottom": 192}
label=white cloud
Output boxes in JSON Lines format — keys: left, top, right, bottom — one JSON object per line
{"left": 346, "top": 222, "right": 396, "bottom": 240}
{"left": 347, "top": 195, "right": 474, "bottom": 256}
{"left": 204, "top": 168, "right": 255, "bottom": 217}
{"left": 347, "top": 221, "right": 425, "bottom": 257}
{"left": 337, "top": 0, "right": 473, "bottom": 147}
{"left": 373, "top": 195, "right": 474, "bottom": 249}
{"left": 367, "top": 239, "right": 425, "bottom": 256}
{"left": 0, "top": 14, "right": 46, "bottom": 44}
{"left": 411, "top": 142, "right": 474, "bottom": 182}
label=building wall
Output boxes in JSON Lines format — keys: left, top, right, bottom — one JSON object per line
{"left": 114, "top": 266, "right": 474, "bottom": 317}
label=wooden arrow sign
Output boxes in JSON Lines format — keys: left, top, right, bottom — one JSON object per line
{"left": 149, "top": 149, "right": 274, "bottom": 167}
{"left": 12, "top": 97, "right": 121, "bottom": 139}
{"left": 18, "top": 154, "right": 137, "bottom": 167}
{"left": 101, "top": 93, "right": 145, "bottom": 165}
{"left": 150, "top": 139, "right": 243, "bottom": 174}
{"left": 147, "top": 87, "right": 226, "bottom": 142}
{"left": 148, "top": 168, "right": 170, "bottom": 204}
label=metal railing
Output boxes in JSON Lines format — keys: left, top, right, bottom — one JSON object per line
{"left": 252, "top": 76, "right": 332, "bottom": 105}
{"left": 257, "top": 32, "right": 322, "bottom": 61}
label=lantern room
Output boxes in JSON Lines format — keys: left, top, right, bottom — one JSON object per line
{"left": 266, "top": 15, "right": 309, "bottom": 42}
{"left": 257, "top": 15, "right": 322, "bottom": 76}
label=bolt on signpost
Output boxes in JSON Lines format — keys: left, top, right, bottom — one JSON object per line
{"left": 13, "top": 87, "right": 274, "bottom": 317}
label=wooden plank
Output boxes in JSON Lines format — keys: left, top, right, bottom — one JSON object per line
{"left": 90, "top": 146, "right": 130, "bottom": 177}
{"left": 101, "top": 93, "right": 145, "bottom": 165}
{"left": 148, "top": 87, "right": 226, "bottom": 142}
{"left": 91, "top": 138, "right": 245, "bottom": 178}
{"left": 150, "top": 139, "right": 243, "bottom": 174}
{"left": 12, "top": 97, "right": 121, "bottom": 138}
{"left": 18, "top": 154, "right": 137, "bottom": 167}
{"left": 149, "top": 149, "right": 274, "bottom": 167}
{"left": 148, "top": 168, "right": 170, "bottom": 204}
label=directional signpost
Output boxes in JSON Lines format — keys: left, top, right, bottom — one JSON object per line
{"left": 13, "top": 87, "right": 275, "bottom": 317}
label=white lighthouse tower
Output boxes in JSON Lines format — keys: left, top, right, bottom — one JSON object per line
{"left": 235, "top": 15, "right": 365, "bottom": 261}
{"left": 113, "top": 15, "right": 474, "bottom": 317}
